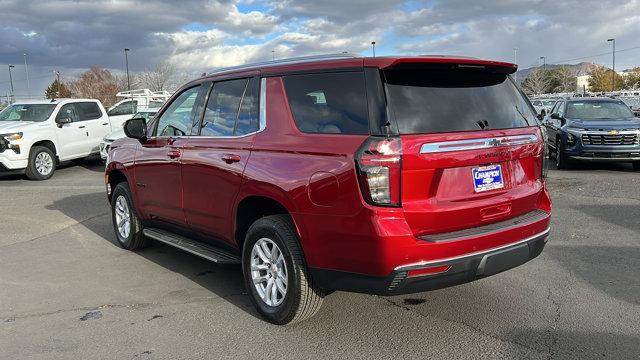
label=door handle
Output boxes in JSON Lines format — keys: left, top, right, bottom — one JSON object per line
{"left": 102, "top": 123, "right": 109, "bottom": 126}
{"left": 167, "top": 149, "right": 181, "bottom": 159}
{"left": 221, "top": 153, "right": 241, "bottom": 164}
{"left": 78, "top": 125, "right": 86, "bottom": 129}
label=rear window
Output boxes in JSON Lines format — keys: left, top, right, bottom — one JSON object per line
{"left": 283, "top": 72, "right": 369, "bottom": 134}
{"left": 384, "top": 69, "right": 536, "bottom": 134}
{"left": 76, "top": 102, "right": 103, "bottom": 121}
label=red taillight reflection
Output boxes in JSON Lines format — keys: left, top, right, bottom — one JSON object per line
{"left": 407, "top": 265, "right": 451, "bottom": 278}
{"left": 355, "top": 137, "right": 402, "bottom": 207}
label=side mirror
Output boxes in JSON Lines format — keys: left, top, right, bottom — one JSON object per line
{"left": 56, "top": 117, "right": 72, "bottom": 128}
{"left": 123, "top": 118, "right": 147, "bottom": 141}
{"left": 550, "top": 113, "right": 560, "bottom": 120}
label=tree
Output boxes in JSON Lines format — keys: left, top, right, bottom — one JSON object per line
{"left": 623, "top": 67, "right": 640, "bottom": 89}
{"left": 549, "top": 66, "right": 578, "bottom": 93}
{"left": 588, "top": 65, "right": 625, "bottom": 92}
{"left": 522, "top": 69, "right": 552, "bottom": 95}
{"left": 44, "top": 79, "right": 71, "bottom": 99}
{"left": 137, "top": 61, "right": 176, "bottom": 92}
{"left": 66, "top": 66, "right": 120, "bottom": 107}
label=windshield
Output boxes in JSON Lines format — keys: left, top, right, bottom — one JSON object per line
{"left": 566, "top": 101, "right": 634, "bottom": 119}
{"left": 385, "top": 69, "right": 536, "bottom": 134}
{"left": 0, "top": 104, "right": 56, "bottom": 122}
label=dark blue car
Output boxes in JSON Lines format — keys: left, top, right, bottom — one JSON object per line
{"left": 543, "top": 98, "right": 640, "bottom": 170}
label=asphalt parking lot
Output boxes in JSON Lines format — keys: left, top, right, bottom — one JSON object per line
{"left": 1, "top": 159, "right": 639, "bottom": 359}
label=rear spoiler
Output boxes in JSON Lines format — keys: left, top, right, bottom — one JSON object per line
{"left": 367, "top": 57, "right": 517, "bottom": 75}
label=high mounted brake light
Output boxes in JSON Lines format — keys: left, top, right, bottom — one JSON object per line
{"left": 355, "top": 137, "right": 402, "bottom": 207}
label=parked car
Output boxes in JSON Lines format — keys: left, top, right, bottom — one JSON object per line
{"left": 107, "top": 89, "right": 169, "bottom": 128}
{"left": 0, "top": 99, "right": 113, "bottom": 180}
{"left": 105, "top": 54, "right": 552, "bottom": 324}
{"left": 543, "top": 97, "right": 640, "bottom": 169}
{"left": 531, "top": 99, "right": 556, "bottom": 116}
{"left": 100, "top": 108, "right": 159, "bottom": 160}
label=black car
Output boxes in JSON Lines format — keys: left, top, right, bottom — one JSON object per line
{"left": 543, "top": 98, "right": 640, "bottom": 169}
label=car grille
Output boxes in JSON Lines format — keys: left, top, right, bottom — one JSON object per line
{"left": 581, "top": 133, "right": 639, "bottom": 146}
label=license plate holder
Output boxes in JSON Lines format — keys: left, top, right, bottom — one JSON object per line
{"left": 472, "top": 164, "right": 504, "bottom": 193}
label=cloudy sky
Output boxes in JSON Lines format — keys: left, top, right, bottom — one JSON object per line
{"left": 1, "top": 0, "right": 639, "bottom": 98}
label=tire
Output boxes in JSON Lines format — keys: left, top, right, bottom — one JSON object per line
{"left": 242, "top": 214, "right": 324, "bottom": 325}
{"left": 111, "top": 182, "right": 148, "bottom": 250}
{"left": 25, "top": 146, "right": 56, "bottom": 180}
{"left": 555, "top": 137, "right": 570, "bottom": 170}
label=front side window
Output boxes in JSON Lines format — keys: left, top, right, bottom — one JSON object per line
{"left": 385, "top": 69, "right": 536, "bottom": 134}
{"left": 154, "top": 86, "right": 201, "bottom": 137}
{"left": 200, "top": 79, "right": 248, "bottom": 136}
{"left": 108, "top": 101, "right": 137, "bottom": 116}
{"left": 283, "top": 72, "right": 369, "bottom": 134}
{"left": 57, "top": 104, "right": 81, "bottom": 122}
{"left": 0, "top": 104, "right": 56, "bottom": 122}
{"left": 566, "top": 101, "right": 634, "bottom": 119}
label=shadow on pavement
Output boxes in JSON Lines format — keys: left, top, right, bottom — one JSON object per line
{"left": 505, "top": 329, "right": 640, "bottom": 359}
{"left": 548, "top": 244, "right": 640, "bottom": 305}
{"left": 48, "top": 191, "right": 258, "bottom": 319}
{"left": 572, "top": 204, "right": 640, "bottom": 232}
{"left": 549, "top": 158, "right": 638, "bottom": 173}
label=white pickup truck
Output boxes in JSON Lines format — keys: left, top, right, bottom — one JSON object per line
{"left": 0, "top": 98, "right": 120, "bottom": 180}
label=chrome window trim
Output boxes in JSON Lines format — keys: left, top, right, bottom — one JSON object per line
{"left": 420, "top": 134, "right": 538, "bottom": 153}
{"left": 150, "top": 78, "right": 266, "bottom": 141}
{"left": 394, "top": 227, "right": 550, "bottom": 271}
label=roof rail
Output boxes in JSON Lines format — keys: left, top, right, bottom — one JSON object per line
{"left": 206, "top": 53, "right": 359, "bottom": 76}
{"left": 116, "top": 89, "right": 172, "bottom": 98}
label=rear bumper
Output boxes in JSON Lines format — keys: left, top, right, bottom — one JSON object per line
{"left": 311, "top": 228, "right": 549, "bottom": 295}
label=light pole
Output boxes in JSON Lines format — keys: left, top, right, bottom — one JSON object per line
{"left": 513, "top": 47, "right": 518, "bottom": 83}
{"left": 540, "top": 56, "right": 546, "bottom": 71}
{"left": 272, "top": 50, "right": 275, "bottom": 61}
{"left": 607, "top": 38, "right": 615, "bottom": 92}
{"left": 8, "top": 65, "right": 15, "bottom": 103}
{"left": 23, "top": 53, "right": 29, "bottom": 96}
{"left": 124, "top": 48, "right": 133, "bottom": 112}
{"left": 371, "top": 41, "right": 376, "bottom": 57}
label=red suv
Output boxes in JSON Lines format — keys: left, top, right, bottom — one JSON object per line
{"left": 105, "top": 54, "right": 552, "bottom": 325}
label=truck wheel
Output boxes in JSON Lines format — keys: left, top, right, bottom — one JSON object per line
{"left": 242, "top": 215, "right": 324, "bottom": 325}
{"left": 25, "top": 146, "right": 56, "bottom": 180}
{"left": 555, "top": 137, "right": 570, "bottom": 170}
{"left": 111, "top": 182, "right": 148, "bottom": 250}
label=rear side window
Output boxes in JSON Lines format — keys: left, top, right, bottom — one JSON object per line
{"left": 76, "top": 102, "right": 103, "bottom": 121}
{"left": 283, "top": 72, "right": 368, "bottom": 134}
{"left": 384, "top": 69, "right": 536, "bottom": 134}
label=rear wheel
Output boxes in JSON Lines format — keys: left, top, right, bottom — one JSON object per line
{"left": 242, "top": 215, "right": 324, "bottom": 325}
{"left": 25, "top": 146, "right": 56, "bottom": 180}
{"left": 555, "top": 137, "right": 570, "bottom": 170}
{"left": 111, "top": 182, "right": 148, "bottom": 250}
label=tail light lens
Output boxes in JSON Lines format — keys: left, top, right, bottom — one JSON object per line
{"left": 355, "top": 136, "right": 402, "bottom": 207}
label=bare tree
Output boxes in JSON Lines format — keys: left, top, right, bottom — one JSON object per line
{"left": 67, "top": 66, "right": 120, "bottom": 107}
{"left": 522, "top": 69, "right": 552, "bottom": 95}
{"left": 138, "top": 61, "right": 176, "bottom": 92}
{"left": 551, "top": 66, "right": 578, "bottom": 93}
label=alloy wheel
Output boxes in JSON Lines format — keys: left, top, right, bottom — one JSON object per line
{"left": 114, "top": 195, "right": 131, "bottom": 239}
{"left": 250, "top": 238, "right": 288, "bottom": 307}
{"left": 35, "top": 152, "right": 54, "bottom": 176}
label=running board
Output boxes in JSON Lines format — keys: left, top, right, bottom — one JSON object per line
{"left": 143, "top": 228, "right": 241, "bottom": 264}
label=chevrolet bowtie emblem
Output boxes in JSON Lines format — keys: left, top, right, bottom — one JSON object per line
{"left": 607, "top": 130, "right": 620, "bottom": 135}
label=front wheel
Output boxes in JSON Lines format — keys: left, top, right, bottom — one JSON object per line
{"left": 555, "top": 137, "right": 570, "bottom": 170}
{"left": 242, "top": 215, "right": 324, "bottom": 325}
{"left": 25, "top": 146, "right": 56, "bottom": 180}
{"left": 110, "top": 182, "right": 148, "bottom": 250}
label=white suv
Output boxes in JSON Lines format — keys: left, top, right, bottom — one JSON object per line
{"left": 0, "top": 99, "right": 113, "bottom": 180}
{"left": 106, "top": 89, "right": 170, "bottom": 128}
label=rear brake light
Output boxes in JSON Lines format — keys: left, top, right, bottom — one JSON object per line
{"left": 540, "top": 126, "right": 548, "bottom": 181}
{"left": 355, "top": 136, "right": 402, "bottom": 207}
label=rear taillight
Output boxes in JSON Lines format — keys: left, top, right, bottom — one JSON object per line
{"left": 355, "top": 136, "right": 402, "bottom": 207}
